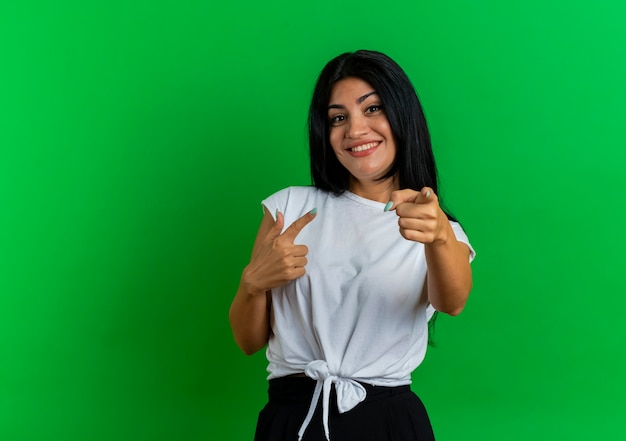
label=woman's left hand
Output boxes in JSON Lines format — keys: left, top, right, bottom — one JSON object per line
{"left": 385, "top": 187, "right": 451, "bottom": 245}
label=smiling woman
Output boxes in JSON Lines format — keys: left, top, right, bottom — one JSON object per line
{"left": 327, "top": 78, "right": 397, "bottom": 190}
{"left": 229, "top": 50, "right": 475, "bottom": 441}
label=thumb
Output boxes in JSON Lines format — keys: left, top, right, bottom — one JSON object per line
{"left": 266, "top": 209, "right": 285, "bottom": 240}
{"left": 414, "top": 187, "right": 435, "bottom": 204}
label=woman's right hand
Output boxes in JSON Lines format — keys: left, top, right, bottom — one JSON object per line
{"left": 242, "top": 208, "right": 317, "bottom": 296}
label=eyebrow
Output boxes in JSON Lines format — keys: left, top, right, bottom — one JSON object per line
{"left": 328, "top": 90, "right": 378, "bottom": 109}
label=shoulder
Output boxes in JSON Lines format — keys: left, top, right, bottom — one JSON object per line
{"left": 263, "top": 186, "right": 326, "bottom": 202}
{"left": 262, "top": 186, "right": 328, "bottom": 213}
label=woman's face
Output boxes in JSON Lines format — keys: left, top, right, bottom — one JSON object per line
{"left": 327, "top": 77, "right": 396, "bottom": 185}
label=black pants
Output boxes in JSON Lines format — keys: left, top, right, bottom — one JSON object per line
{"left": 254, "top": 376, "right": 435, "bottom": 441}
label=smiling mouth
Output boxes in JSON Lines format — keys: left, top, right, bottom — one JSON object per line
{"left": 348, "top": 142, "right": 380, "bottom": 152}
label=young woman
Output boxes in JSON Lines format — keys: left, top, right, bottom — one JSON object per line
{"left": 230, "top": 50, "right": 475, "bottom": 441}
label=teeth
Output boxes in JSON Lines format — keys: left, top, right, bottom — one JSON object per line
{"left": 351, "top": 142, "right": 379, "bottom": 152}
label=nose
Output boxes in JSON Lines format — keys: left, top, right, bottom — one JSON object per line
{"left": 346, "top": 114, "right": 369, "bottom": 138}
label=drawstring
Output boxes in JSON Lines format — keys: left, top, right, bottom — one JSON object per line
{"left": 297, "top": 360, "right": 367, "bottom": 441}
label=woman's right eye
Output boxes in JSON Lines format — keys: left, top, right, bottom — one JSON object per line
{"left": 329, "top": 114, "right": 346, "bottom": 125}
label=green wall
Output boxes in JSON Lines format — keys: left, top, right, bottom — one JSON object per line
{"left": 2, "top": 0, "right": 625, "bottom": 439}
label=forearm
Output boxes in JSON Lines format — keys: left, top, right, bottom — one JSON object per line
{"left": 229, "top": 207, "right": 315, "bottom": 354}
{"left": 229, "top": 266, "right": 271, "bottom": 355}
{"left": 425, "top": 222, "right": 472, "bottom": 316}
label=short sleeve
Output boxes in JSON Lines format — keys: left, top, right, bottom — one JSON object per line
{"left": 450, "top": 221, "right": 476, "bottom": 263}
{"left": 261, "top": 187, "right": 292, "bottom": 222}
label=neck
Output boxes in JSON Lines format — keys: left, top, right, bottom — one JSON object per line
{"left": 349, "top": 175, "right": 399, "bottom": 203}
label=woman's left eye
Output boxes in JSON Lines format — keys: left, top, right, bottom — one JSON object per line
{"left": 366, "top": 104, "right": 382, "bottom": 113}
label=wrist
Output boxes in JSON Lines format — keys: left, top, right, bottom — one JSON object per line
{"left": 241, "top": 265, "right": 266, "bottom": 298}
{"left": 431, "top": 210, "right": 452, "bottom": 246}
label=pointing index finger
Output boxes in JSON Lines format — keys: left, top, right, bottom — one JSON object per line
{"left": 280, "top": 208, "right": 318, "bottom": 242}
{"left": 384, "top": 189, "right": 420, "bottom": 212}
{"left": 384, "top": 188, "right": 436, "bottom": 212}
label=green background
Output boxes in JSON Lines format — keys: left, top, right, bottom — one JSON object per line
{"left": 2, "top": 0, "right": 625, "bottom": 439}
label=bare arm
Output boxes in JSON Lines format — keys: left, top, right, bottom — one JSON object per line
{"left": 229, "top": 207, "right": 316, "bottom": 355}
{"left": 388, "top": 188, "right": 473, "bottom": 316}
{"left": 229, "top": 209, "right": 276, "bottom": 355}
{"left": 423, "top": 221, "right": 472, "bottom": 316}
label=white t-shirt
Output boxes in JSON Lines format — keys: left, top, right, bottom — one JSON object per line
{"left": 261, "top": 186, "right": 475, "bottom": 440}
